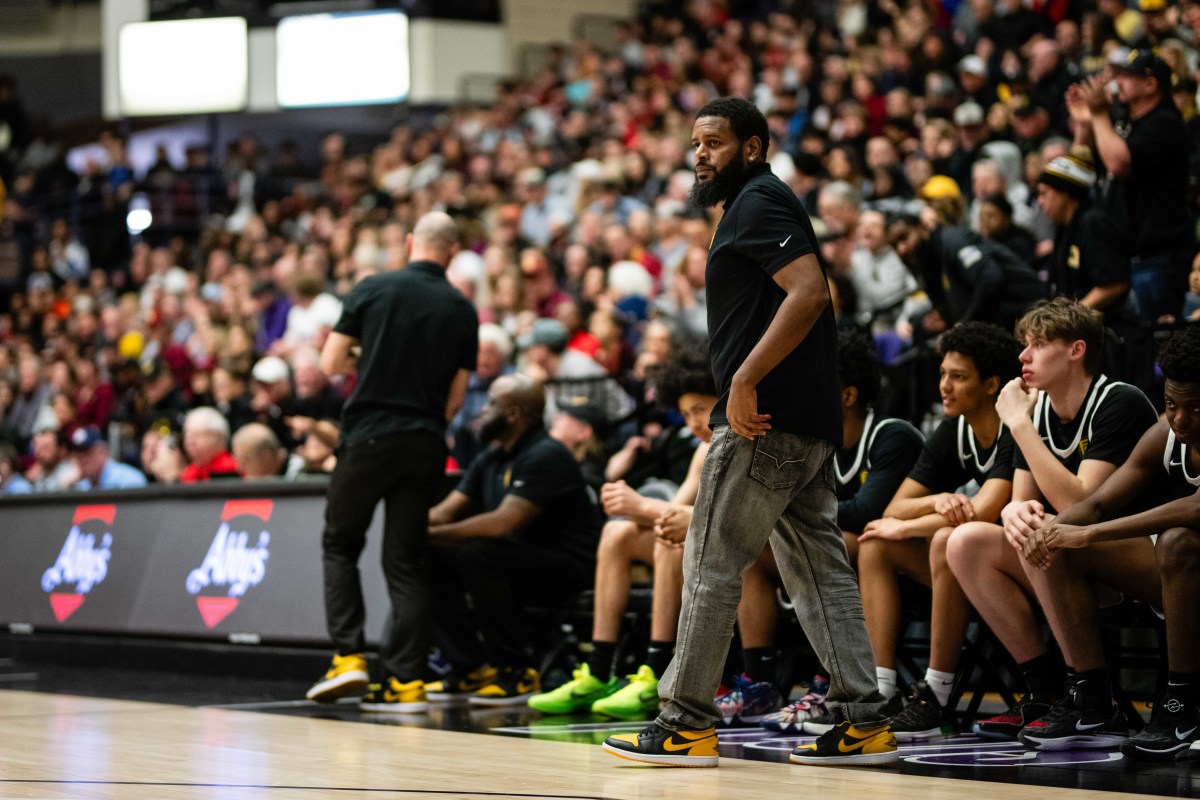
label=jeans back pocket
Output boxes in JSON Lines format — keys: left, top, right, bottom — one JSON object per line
{"left": 749, "top": 435, "right": 808, "bottom": 490}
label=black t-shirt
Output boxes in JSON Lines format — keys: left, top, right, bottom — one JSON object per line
{"left": 909, "top": 417, "right": 1016, "bottom": 493}
{"left": 1051, "top": 205, "right": 1130, "bottom": 307}
{"left": 457, "top": 427, "right": 603, "bottom": 565}
{"left": 835, "top": 414, "right": 925, "bottom": 534}
{"left": 706, "top": 162, "right": 841, "bottom": 445}
{"left": 924, "top": 226, "right": 1046, "bottom": 330}
{"left": 333, "top": 262, "right": 478, "bottom": 446}
{"left": 1012, "top": 376, "right": 1157, "bottom": 512}
{"left": 1102, "top": 103, "right": 1191, "bottom": 256}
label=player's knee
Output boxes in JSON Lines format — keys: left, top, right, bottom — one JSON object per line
{"left": 1157, "top": 527, "right": 1200, "bottom": 576}
{"left": 598, "top": 519, "right": 639, "bottom": 558}
{"left": 857, "top": 536, "right": 888, "bottom": 572}
{"left": 944, "top": 521, "right": 988, "bottom": 573}
{"left": 654, "top": 540, "right": 683, "bottom": 571}
{"left": 930, "top": 526, "right": 953, "bottom": 566}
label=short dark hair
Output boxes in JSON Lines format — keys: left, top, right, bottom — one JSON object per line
{"left": 837, "top": 331, "right": 882, "bottom": 408}
{"left": 938, "top": 321, "right": 1022, "bottom": 384}
{"left": 651, "top": 341, "right": 717, "bottom": 409}
{"left": 1158, "top": 325, "right": 1200, "bottom": 383}
{"left": 695, "top": 98, "right": 770, "bottom": 158}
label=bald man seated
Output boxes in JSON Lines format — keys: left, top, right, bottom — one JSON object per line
{"left": 232, "top": 423, "right": 289, "bottom": 479}
{"left": 425, "top": 374, "right": 604, "bottom": 707}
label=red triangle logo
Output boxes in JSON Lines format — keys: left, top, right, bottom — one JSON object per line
{"left": 195, "top": 596, "right": 240, "bottom": 629}
{"left": 49, "top": 593, "right": 85, "bottom": 622}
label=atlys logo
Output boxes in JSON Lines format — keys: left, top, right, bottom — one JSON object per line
{"left": 186, "top": 500, "right": 273, "bottom": 628}
{"left": 41, "top": 505, "right": 116, "bottom": 622}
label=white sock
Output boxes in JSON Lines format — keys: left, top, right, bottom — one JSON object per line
{"left": 925, "top": 668, "right": 956, "bottom": 707}
{"left": 876, "top": 666, "right": 898, "bottom": 700}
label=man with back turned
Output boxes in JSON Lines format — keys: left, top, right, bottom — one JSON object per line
{"left": 602, "top": 98, "right": 897, "bottom": 768}
{"left": 306, "top": 211, "right": 478, "bottom": 713}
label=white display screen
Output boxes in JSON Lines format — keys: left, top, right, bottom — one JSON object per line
{"left": 275, "top": 11, "right": 410, "bottom": 108}
{"left": 118, "top": 17, "right": 249, "bottom": 116}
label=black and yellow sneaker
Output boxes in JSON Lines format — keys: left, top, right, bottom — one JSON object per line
{"left": 789, "top": 711, "right": 899, "bottom": 766}
{"left": 360, "top": 677, "right": 429, "bottom": 713}
{"left": 469, "top": 666, "right": 541, "bottom": 707}
{"left": 305, "top": 652, "right": 370, "bottom": 702}
{"left": 426, "top": 665, "right": 499, "bottom": 704}
{"left": 602, "top": 723, "right": 719, "bottom": 767}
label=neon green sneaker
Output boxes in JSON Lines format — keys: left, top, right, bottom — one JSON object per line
{"left": 592, "top": 665, "right": 661, "bottom": 720}
{"left": 528, "top": 663, "right": 618, "bottom": 714}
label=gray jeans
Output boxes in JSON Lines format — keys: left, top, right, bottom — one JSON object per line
{"left": 657, "top": 426, "right": 886, "bottom": 730}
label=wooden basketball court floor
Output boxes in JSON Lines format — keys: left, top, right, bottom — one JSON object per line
{"left": 2, "top": 659, "right": 1199, "bottom": 800}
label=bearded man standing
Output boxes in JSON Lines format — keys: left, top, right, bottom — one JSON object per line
{"left": 603, "top": 98, "right": 897, "bottom": 768}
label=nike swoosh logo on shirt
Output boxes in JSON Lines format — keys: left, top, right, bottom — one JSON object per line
{"left": 779, "top": 235, "right": 792, "bottom": 247}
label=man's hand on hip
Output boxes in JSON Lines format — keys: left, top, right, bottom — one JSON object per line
{"left": 727, "top": 375, "right": 771, "bottom": 440}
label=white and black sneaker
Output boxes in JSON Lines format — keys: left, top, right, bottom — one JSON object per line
{"left": 1121, "top": 692, "right": 1199, "bottom": 761}
{"left": 1018, "top": 687, "right": 1129, "bottom": 750}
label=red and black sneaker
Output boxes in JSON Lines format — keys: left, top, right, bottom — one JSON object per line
{"left": 973, "top": 694, "right": 1056, "bottom": 740}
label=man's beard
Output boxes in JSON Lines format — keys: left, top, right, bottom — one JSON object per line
{"left": 688, "top": 151, "right": 747, "bottom": 209}
{"left": 479, "top": 415, "right": 510, "bottom": 444}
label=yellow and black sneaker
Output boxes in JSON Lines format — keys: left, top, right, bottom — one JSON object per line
{"left": 789, "top": 712, "right": 899, "bottom": 766}
{"left": 602, "top": 723, "right": 719, "bottom": 767}
{"left": 427, "top": 665, "right": 499, "bottom": 704}
{"left": 305, "top": 653, "right": 370, "bottom": 702}
{"left": 469, "top": 666, "right": 541, "bottom": 707}
{"left": 360, "top": 677, "right": 429, "bottom": 713}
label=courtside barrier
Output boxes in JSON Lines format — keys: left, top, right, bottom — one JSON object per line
{"left": 0, "top": 481, "right": 391, "bottom": 645}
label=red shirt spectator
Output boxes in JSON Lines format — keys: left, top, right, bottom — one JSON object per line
{"left": 181, "top": 406, "right": 241, "bottom": 483}
{"left": 181, "top": 450, "right": 241, "bottom": 483}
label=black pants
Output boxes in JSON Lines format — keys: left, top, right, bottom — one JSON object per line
{"left": 322, "top": 432, "right": 445, "bottom": 682}
{"left": 427, "top": 538, "right": 593, "bottom": 670}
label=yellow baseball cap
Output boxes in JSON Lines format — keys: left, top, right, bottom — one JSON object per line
{"left": 919, "top": 175, "right": 963, "bottom": 201}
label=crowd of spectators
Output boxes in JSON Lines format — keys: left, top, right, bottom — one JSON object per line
{"left": 2, "top": 0, "right": 1200, "bottom": 495}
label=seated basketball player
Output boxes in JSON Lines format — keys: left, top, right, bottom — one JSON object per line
{"left": 847, "top": 321, "right": 1021, "bottom": 740}
{"left": 1015, "top": 325, "right": 1200, "bottom": 758}
{"left": 944, "top": 298, "right": 1157, "bottom": 744}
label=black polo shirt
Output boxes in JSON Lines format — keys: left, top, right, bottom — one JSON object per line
{"left": 457, "top": 427, "right": 602, "bottom": 565}
{"left": 334, "top": 261, "right": 478, "bottom": 446}
{"left": 706, "top": 162, "right": 841, "bottom": 445}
